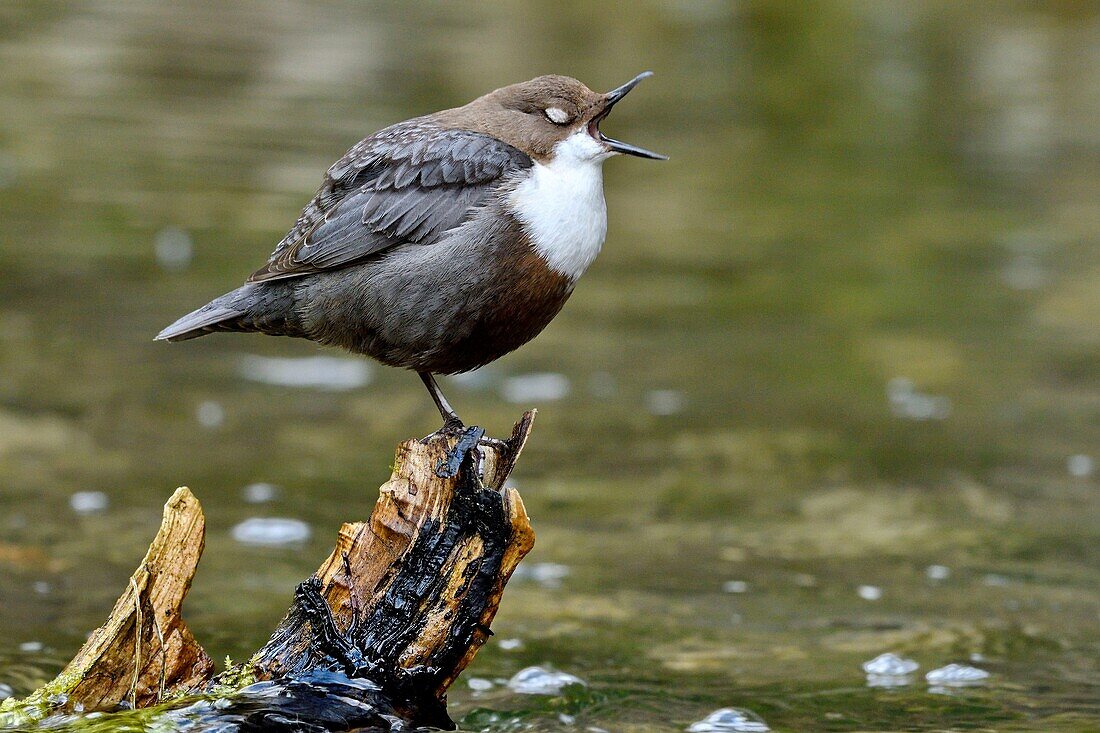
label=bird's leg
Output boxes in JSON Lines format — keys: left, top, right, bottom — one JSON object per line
{"left": 419, "top": 372, "right": 465, "bottom": 433}
{"left": 418, "top": 373, "right": 505, "bottom": 453}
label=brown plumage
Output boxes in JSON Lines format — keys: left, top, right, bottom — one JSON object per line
{"left": 157, "top": 72, "right": 665, "bottom": 430}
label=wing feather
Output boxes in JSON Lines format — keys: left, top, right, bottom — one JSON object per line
{"left": 249, "top": 122, "right": 531, "bottom": 282}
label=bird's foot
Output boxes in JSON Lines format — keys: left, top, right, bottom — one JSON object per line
{"left": 435, "top": 425, "right": 486, "bottom": 478}
{"left": 420, "top": 416, "right": 467, "bottom": 444}
{"left": 477, "top": 435, "right": 509, "bottom": 451}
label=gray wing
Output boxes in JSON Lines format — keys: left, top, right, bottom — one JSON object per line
{"left": 249, "top": 122, "right": 532, "bottom": 282}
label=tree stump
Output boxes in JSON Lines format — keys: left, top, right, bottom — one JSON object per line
{"left": 0, "top": 414, "right": 536, "bottom": 731}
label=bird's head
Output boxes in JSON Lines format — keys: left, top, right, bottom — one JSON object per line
{"left": 445, "top": 72, "right": 667, "bottom": 164}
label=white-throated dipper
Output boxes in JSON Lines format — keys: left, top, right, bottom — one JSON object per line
{"left": 157, "top": 72, "right": 666, "bottom": 430}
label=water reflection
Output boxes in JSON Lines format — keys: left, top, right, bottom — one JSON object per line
{"left": 240, "top": 482, "right": 279, "bottom": 504}
{"left": 68, "top": 491, "right": 109, "bottom": 515}
{"left": 924, "top": 564, "right": 950, "bottom": 581}
{"left": 501, "top": 373, "right": 571, "bottom": 404}
{"left": 510, "top": 562, "right": 570, "bottom": 589}
{"left": 153, "top": 226, "right": 194, "bottom": 272}
{"left": 238, "top": 355, "right": 372, "bottom": 391}
{"left": 230, "top": 517, "right": 311, "bottom": 547}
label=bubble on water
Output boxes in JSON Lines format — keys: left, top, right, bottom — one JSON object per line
{"left": 506, "top": 666, "right": 585, "bottom": 695}
{"left": 501, "top": 373, "right": 570, "bottom": 403}
{"left": 466, "top": 677, "right": 494, "bottom": 692}
{"left": 70, "top": 491, "right": 109, "bottom": 514}
{"left": 969, "top": 652, "right": 986, "bottom": 663}
{"left": 0, "top": 682, "right": 13, "bottom": 700}
{"left": 512, "top": 561, "right": 570, "bottom": 589}
{"left": 722, "top": 580, "right": 749, "bottom": 594}
{"left": 154, "top": 226, "right": 194, "bottom": 272}
{"left": 857, "top": 585, "right": 882, "bottom": 601}
{"left": 925, "top": 663, "right": 989, "bottom": 686}
{"left": 242, "top": 482, "right": 280, "bottom": 504}
{"left": 1067, "top": 454, "right": 1094, "bottom": 478}
{"left": 982, "top": 573, "right": 1010, "bottom": 587}
{"left": 498, "top": 638, "right": 524, "bottom": 651}
{"left": 687, "top": 707, "right": 770, "bottom": 732}
{"left": 886, "top": 378, "right": 951, "bottom": 421}
{"left": 19, "top": 641, "right": 43, "bottom": 653}
{"left": 645, "top": 389, "right": 686, "bottom": 416}
{"left": 196, "top": 401, "right": 225, "bottom": 429}
{"left": 925, "top": 564, "right": 951, "bottom": 581}
{"left": 862, "top": 653, "right": 919, "bottom": 676}
{"left": 231, "top": 518, "right": 311, "bottom": 546}
{"left": 238, "top": 355, "right": 372, "bottom": 391}
{"left": 32, "top": 581, "right": 51, "bottom": 595}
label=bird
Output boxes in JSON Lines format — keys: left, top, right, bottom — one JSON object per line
{"left": 157, "top": 72, "right": 666, "bottom": 432}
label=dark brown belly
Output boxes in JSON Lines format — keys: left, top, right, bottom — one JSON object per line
{"left": 420, "top": 258, "right": 574, "bottom": 374}
{"left": 295, "top": 220, "right": 575, "bottom": 374}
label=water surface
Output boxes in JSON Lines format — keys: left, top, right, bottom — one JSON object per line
{"left": 1, "top": 2, "right": 1098, "bottom": 730}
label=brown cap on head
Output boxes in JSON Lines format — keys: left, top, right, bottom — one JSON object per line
{"left": 434, "top": 73, "right": 666, "bottom": 162}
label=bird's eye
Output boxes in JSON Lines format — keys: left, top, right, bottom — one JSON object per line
{"left": 544, "top": 107, "right": 571, "bottom": 125}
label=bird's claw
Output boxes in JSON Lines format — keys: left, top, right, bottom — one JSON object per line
{"left": 420, "top": 417, "right": 466, "bottom": 444}
{"left": 434, "top": 425, "right": 485, "bottom": 478}
{"left": 477, "top": 435, "right": 508, "bottom": 451}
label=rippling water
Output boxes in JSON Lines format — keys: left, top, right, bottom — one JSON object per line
{"left": 1, "top": 2, "right": 1098, "bottom": 730}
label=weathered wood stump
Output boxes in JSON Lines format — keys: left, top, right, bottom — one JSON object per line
{"left": 0, "top": 414, "right": 536, "bottom": 731}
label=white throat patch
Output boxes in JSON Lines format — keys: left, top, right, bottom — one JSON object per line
{"left": 508, "top": 131, "right": 609, "bottom": 281}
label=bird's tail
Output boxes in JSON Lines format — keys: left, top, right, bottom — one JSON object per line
{"left": 155, "top": 282, "right": 300, "bottom": 342}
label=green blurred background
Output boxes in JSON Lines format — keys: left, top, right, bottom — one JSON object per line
{"left": 0, "top": 2, "right": 1098, "bottom": 731}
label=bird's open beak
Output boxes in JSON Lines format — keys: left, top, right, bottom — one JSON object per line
{"left": 590, "top": 71, "right": 668, "bottom": 160}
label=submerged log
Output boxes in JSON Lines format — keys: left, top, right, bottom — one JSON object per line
{"left": 1, "top": 413, "right": 536, "bottom": 730}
